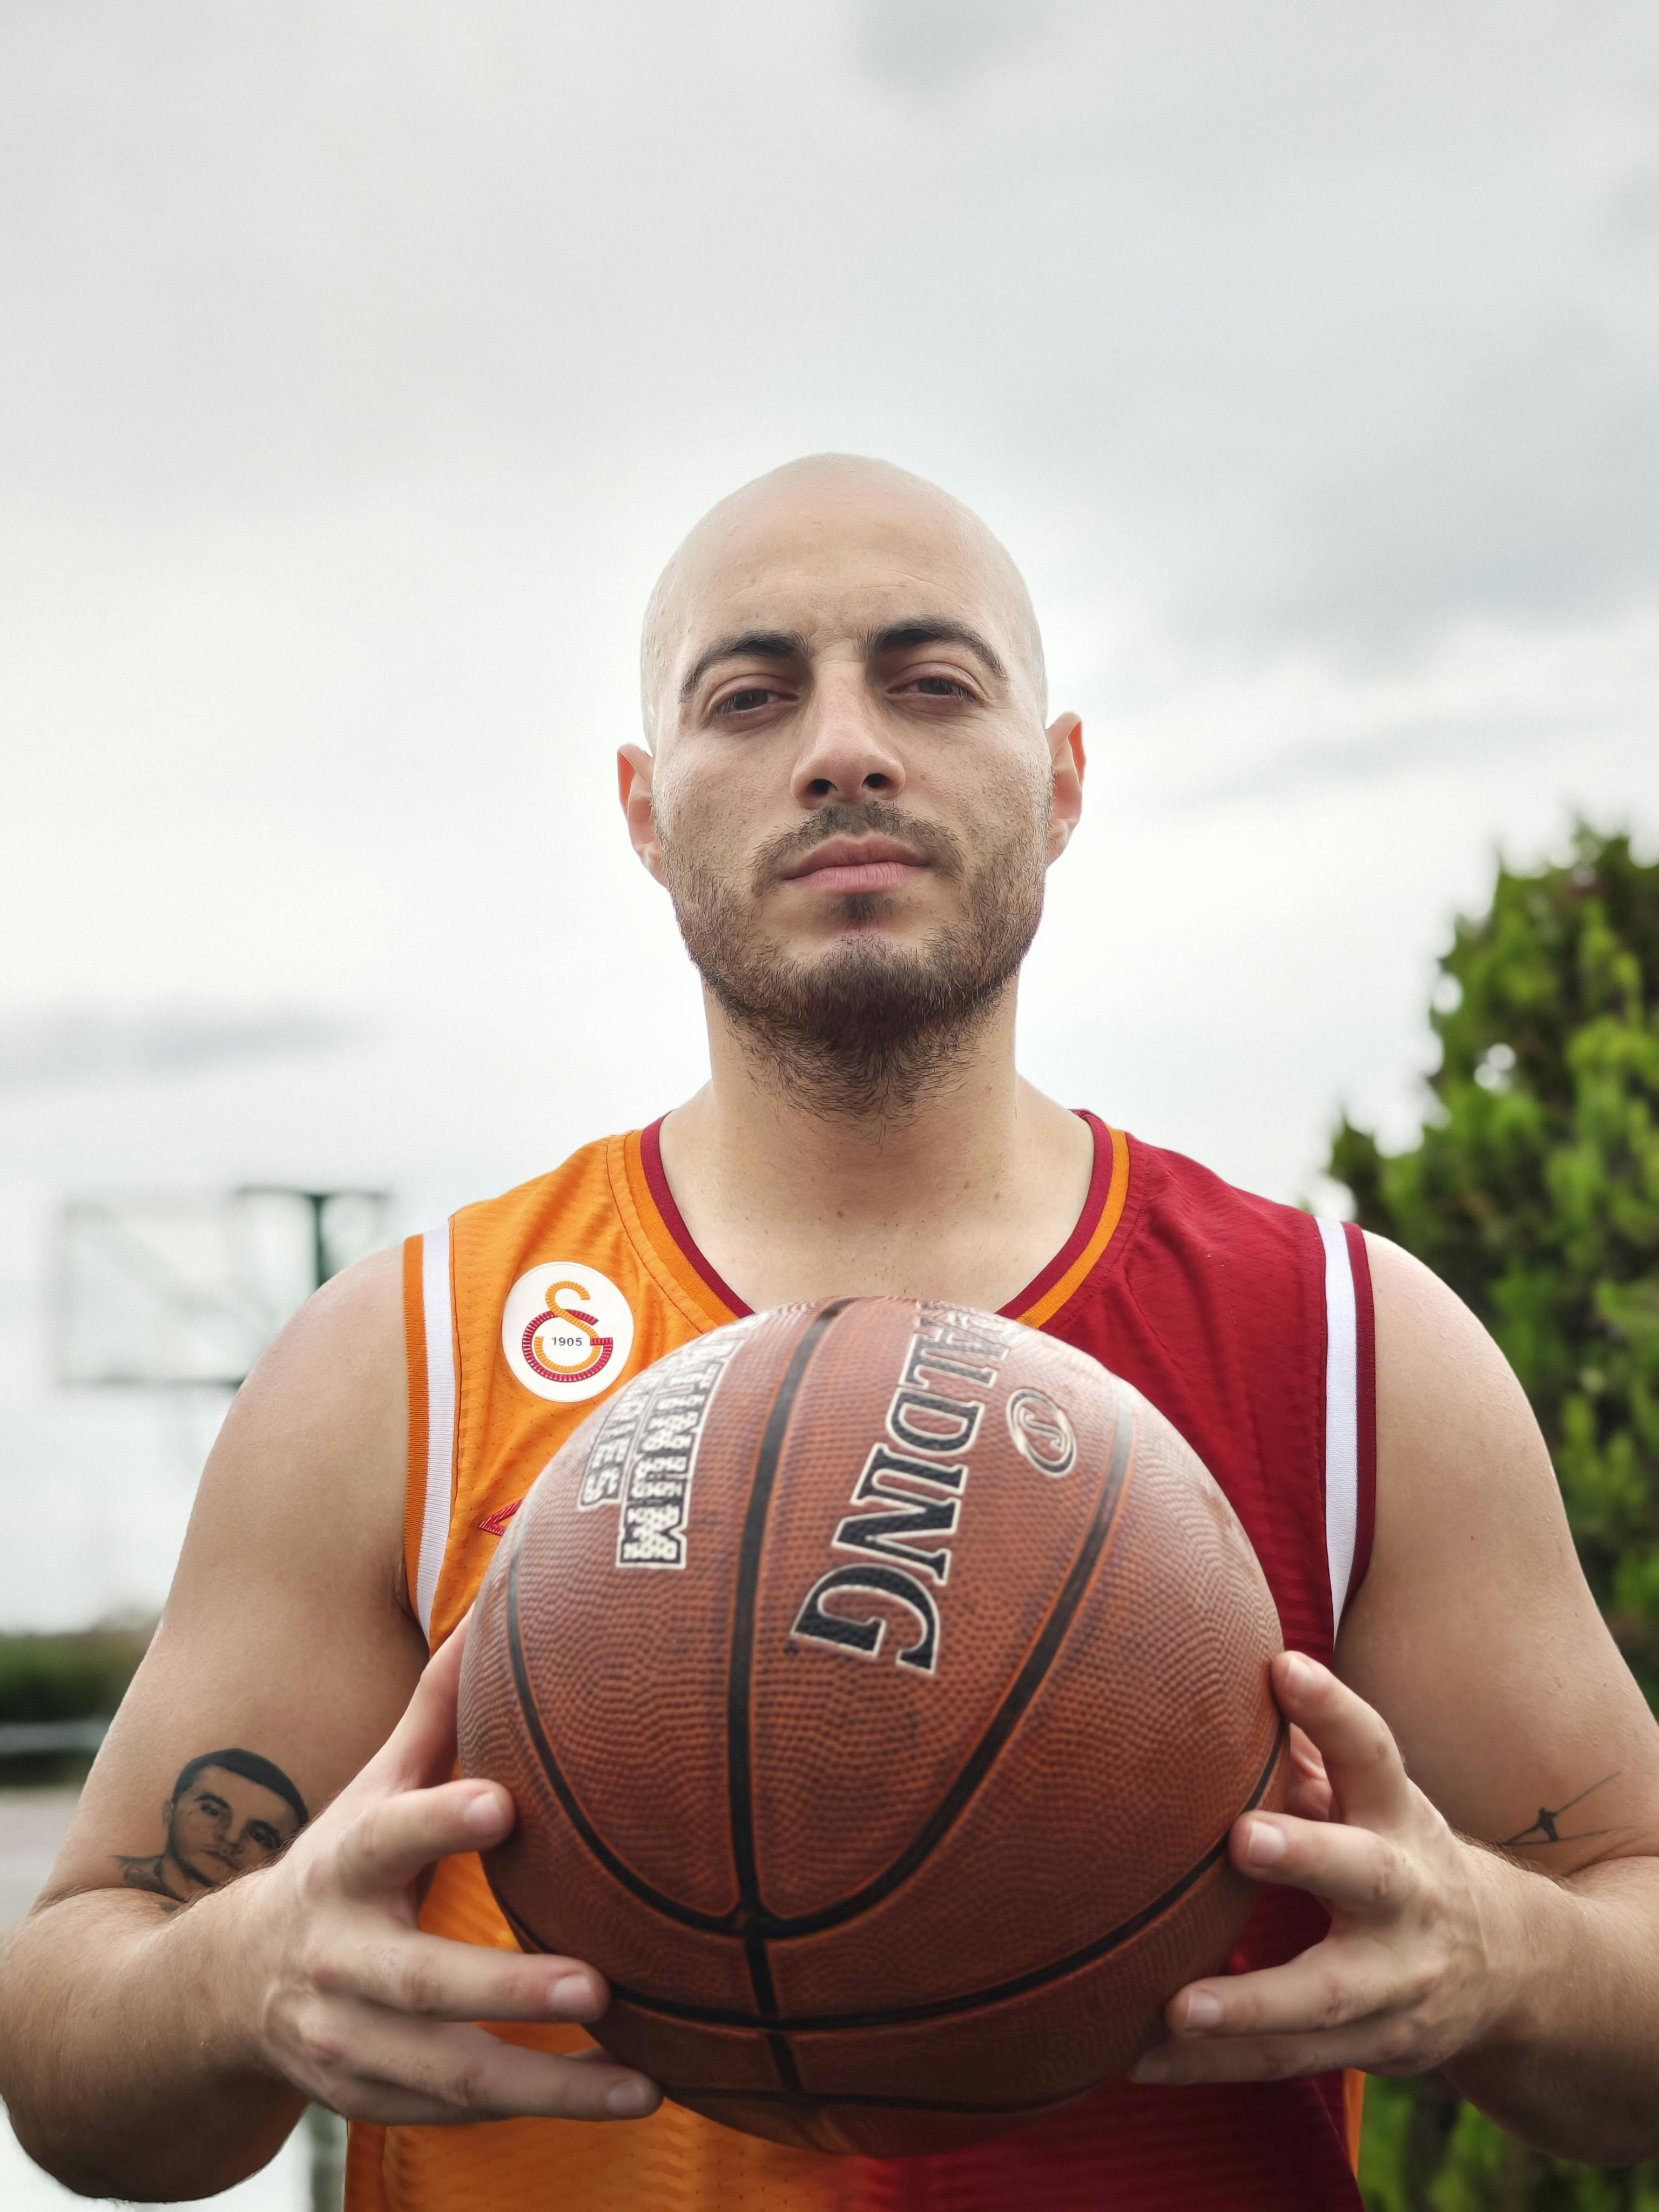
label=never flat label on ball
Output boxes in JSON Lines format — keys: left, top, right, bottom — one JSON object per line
{"left": 575, "top": 1319, "right": 759, "bottom": 1567}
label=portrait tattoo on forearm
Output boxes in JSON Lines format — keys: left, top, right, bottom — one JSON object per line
{"left": 117, "top": 1747, "right": 309, "bottom": 1905}
{"left": 1500, "top": 1771, "right": 1621, "bottom": 1850}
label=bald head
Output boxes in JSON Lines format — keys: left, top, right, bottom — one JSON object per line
{"left": 640, "top": 455, "right": 1047, "bottom": 745}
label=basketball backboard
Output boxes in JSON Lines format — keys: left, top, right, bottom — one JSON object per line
{"left": 55, "top": 1188, "right": 393, "bottom": 1387}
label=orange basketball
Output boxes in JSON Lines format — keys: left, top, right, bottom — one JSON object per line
{"left": 457, "top": 1296, "right": 1286, "bottom": 2157}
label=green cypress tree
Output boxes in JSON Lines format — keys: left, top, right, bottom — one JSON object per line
{"left": 1325, "top": 825, "right": 1659, "bottom": 2211}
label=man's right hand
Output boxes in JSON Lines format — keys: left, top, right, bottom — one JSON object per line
{"left": 0, "top": 1252, "right": 658, "bottom": 2200}
{"left": 228, "top": 1619, "right": 662, "bottom": 2127}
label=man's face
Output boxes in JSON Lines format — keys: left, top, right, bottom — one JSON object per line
{"left": 164, "top": 1766, "right": 300, "bottom": 1889}
{"left": 630, "top": 474, "right": 1081, "bottom": 1088}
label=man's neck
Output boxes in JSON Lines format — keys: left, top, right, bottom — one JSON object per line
{"left": 655, "top": 989, "right": 1096, "bottom": 1312}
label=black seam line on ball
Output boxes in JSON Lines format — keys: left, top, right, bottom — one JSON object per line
{"left": 502, "top": 1374, "right": 1125, "bottom": 1944}
{"left": 728, "top": 1299, "right": 855, "bottom": 2042}
{"left": 505, "top": 1543, "right": 738, "bottom": 1934}
{"left": 766, "top": 2029, "right": 803, "bottom": 2095}
{"left": 606, "top": 1720, "right": 1286, "bottom": 2035}
{"left": 727, "top": 1297, "right": 855, "bottom": 1939}
{"left": 749, "top": 1388, "right": 1136, "bottom": 1944}
{"left": 667, "top": 2086, "right": 1082, "bottom": 2116}
{"left": 496, "top": 1896, "right": 537, "bottom": 1953}
{"left": 741, "top": 1936, "right": 801, "bottom": 2090}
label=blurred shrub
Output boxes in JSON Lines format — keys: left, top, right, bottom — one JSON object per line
{"left": 0, "top": 1621, "right": 151, "bottom": 1783}
{"left": 1325, "top": 827, "right": 1659, "bottom": 2208}
{"left": 0, "top": 1623, "right": 152, "bottom": 1724}
{"left": 1359, "top": 2076, "right": 1659, "bottom": 2210}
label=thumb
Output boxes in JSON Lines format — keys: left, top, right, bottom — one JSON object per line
{"left": 368, "top": 1611, "right": 472, "bottom": 1797}
{"left": 1283, "top": 1722, "right": 1334, "bottom": 1823}
{"left": 1271, "top": 1651, "right": 1410, "bottom": 1831}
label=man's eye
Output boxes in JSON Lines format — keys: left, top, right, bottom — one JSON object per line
{"left": 248, "top": 1824, "right": 280, "bottom": 1852}
{"left": 906, "top": 676, "right": 972, "bottom": 699}
{"left": 713, "top": 687, "right": 780, "bottom": 717}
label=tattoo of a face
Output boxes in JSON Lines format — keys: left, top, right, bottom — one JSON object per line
{"left": 117, "top": 1748, "right": 308, "bottom": 1905}
{"left": 1501, "top": 1771, "right": 1622, "bottom": 1850}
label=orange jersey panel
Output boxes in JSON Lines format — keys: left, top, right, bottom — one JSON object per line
{"left": 366, "top": 1132, "right": 865, "bottom": 2212}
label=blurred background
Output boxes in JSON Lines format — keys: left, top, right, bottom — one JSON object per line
{"left": 3, "top": 3, "right": 1658, "bottom": 2207}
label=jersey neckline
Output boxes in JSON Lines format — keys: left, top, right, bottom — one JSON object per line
{"left": 634, "top": 1109, "right": 1131, "bottom": 1330}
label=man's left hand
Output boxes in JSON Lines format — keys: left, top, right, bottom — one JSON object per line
{"left": 1132, "top": 1652, "right": 1519, "bottom": 2085}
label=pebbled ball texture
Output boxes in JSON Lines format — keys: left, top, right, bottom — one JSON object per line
{"left": 458, "top": 1296, "right": 1285, "bottom": 2157}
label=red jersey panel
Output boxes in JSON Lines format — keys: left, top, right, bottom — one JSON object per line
{"left": 835, "top": 1134, "right": 1375, "bottom": 2212}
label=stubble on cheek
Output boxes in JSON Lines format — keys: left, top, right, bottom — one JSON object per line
{"left": 655, "top": 779, "right": 772, "bottom": 971}
{"left": 656, "top": 776, "right": 975, "bottom": 963}
{"left": 656, "top": 760, "right": 1050, "bottom": 1112}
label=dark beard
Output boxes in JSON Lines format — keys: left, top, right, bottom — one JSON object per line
{"left": 660, "top": 798, "right": 1047, "bottom": 1124}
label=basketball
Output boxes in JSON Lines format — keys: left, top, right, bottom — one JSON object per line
{"left": 458, "top": 1296, "right": 1287, "bottom": 2157}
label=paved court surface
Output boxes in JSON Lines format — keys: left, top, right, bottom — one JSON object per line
{"left": 0, "top": 1788, "right": 308, "bottom": 2210}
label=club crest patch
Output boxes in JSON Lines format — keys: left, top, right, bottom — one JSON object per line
{"left": 501, "top": 1263, "right": 636, "bottom": 1405}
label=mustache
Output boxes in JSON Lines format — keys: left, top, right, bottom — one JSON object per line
{"left": 750, "top": 802, "right": 966, "bottom": 891}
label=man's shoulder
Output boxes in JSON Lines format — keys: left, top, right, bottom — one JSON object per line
{"left": 433, "top": 1126, "right": 712, "bottom": 1363}
{"left": 1091, "top": 1130, "right": 1343, "bottom": 1371}
{"left": 448, "top": 1129, "right": 630, "bottom": 1238}
{"left": 1119, "top": 1128, "right": 1325, "bottom": 1265}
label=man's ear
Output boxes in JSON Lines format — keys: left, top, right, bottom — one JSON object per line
{"left": 1044, "top": 713, "right": 1085, "bottom": 864}
{"left": 618, "top": 744, "right": 667, "bottom": 886}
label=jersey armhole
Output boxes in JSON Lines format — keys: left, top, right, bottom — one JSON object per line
{"left": 1317, "top": 1217, "right": 1377, "bottom": 1638}
{"left": 401, "top": 1236, "right": 429, "bottom": 1636}
{"left": 1344, "top": 1221, "right": 1378, "bottom": 1607}
{"left": 402, "top": 1226, "right": 457, "bottom": 1647}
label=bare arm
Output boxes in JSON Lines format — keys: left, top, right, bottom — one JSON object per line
{"left": 0, "top": 1250, "right": 656, "bottom": 2201}
{"left": 1135, "top": 1233, "right": 1659, "bottom": 2163}
{"left": 1340, "top": 1235, "right": 1659, "bottom": 1867}
{"left": 1348, "top": 1235, "right": 1659, "bottom": 2155}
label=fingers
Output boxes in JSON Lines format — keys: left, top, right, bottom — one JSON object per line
{"left": 332, "top": 1777, "right": 516, "bottom": 1899}
{"left": 367, "top": 1615, "right": 471, "bottom": 1796}
{"left": 1134, "top": 1676, "right": 1474, "bottom": 2093}
{"left": 1132, "top": 2019, "right": 1401, "bottom": 2087}
{"left": 1138, "top": 1924, "right": 1441, "bottom": 2083}
{"left": 1283, "top": 1724, "right": 1333, "bottom": 1823}
{"left": 291, "top": 2004, "right": 660, "bottom": 2127}
{"left": 1271, "top": 1653, "right": 1410, "bottom": 1829}
{"left": 253, "top": 1612, "right": 666, "bottom": 2132}
{"left": 1228, "top": 1805, "right": 1412, "bottom": 1911}
{"left": 326, "top": 1928, "right": 610, "bottom": 2026}
{"left": 1164, "top": 1935, "right": 1401, "bottom": 2044}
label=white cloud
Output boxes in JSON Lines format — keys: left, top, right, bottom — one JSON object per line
{"left": 2, "top": 0, "right": 1658, "bottom": 1622}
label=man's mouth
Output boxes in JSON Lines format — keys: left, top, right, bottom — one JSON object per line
{"left": 781, "top": 835, "right": 930, "bottom": 896}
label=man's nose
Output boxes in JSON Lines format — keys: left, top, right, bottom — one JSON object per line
{"left": 790, "top": 672, "right": 906, "bottom": 808}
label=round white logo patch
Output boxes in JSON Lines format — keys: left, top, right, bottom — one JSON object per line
{"left": 501, "top": 1263, "right": 636, "bottom": 1405}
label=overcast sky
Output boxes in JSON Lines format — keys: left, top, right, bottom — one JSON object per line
{"left": 4, "top": 0, "right": 1658, "bottom": 1625}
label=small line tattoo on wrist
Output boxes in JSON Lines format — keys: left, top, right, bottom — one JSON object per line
{"left": 1501, "top": 1771, "right": 1621, "bottom": 1850}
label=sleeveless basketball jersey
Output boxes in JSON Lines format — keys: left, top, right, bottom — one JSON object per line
{"left": 346, "top": 1115, "right": 1375, "bottom": 2212}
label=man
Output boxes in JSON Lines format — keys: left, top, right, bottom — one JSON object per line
{"left": 117, "top": 1748, "right": 308, "bottom": 1903}
{"left": 3, "top": 454, "right": 1659, "bottom": 2211}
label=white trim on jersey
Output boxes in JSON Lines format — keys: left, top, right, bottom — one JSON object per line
{"left": 416, "top": 1223, "right": 457, "bottom": 1644}
{"left": 1318, "top": 1216, "right": 1360, "bottom": 1637}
